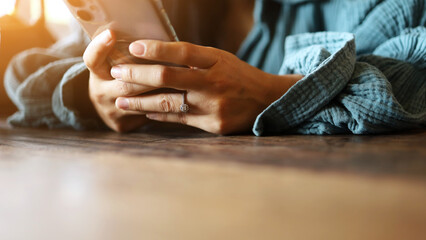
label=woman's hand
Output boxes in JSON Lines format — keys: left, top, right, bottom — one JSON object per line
{"left": 112, "top": 40, "right": 303, "bottom": 134}
{"left": 83, "top": 30, "right": 154, "bottom": 132}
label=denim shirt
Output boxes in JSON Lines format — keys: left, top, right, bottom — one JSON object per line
{"left": 4, "top": 0, "right": 426, "bottom": 135}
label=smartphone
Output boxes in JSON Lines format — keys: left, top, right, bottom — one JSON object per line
{"left": 62, "top": 0, "right": 178, "bottom": 65}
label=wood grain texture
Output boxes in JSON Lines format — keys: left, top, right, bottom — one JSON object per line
{"left": 1, "top": 118, "right": 425, "bottom": 240}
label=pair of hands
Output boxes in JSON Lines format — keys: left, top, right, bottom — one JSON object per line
{"left": 83, "top": 30, "right": 303, "bottom": 134}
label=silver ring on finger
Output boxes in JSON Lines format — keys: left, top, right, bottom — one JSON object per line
{"left": 180, "top": 92, "right": 190, "bottom": 113}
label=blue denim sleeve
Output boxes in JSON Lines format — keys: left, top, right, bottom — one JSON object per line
{"left": 253, "top": 28, "right": 426, "bottom": 135}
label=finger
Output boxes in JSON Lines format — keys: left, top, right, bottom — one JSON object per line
{"left": 129, "top": 40, "right": 220, "bottom": 69}
{"left": 123, "top": 110, "right": 150, "bottom": 115}
{"left": 145, "top": 112, "right": 194, "bottom": 127}
{"left": 110, "top": 64, "right": 205, "bottom": 90}
{"left": 116, "top": 93, "right": 193, "bottom": 113}
{"left": 104, "top": 79, "right": 157, "bottom": 97}
{"left": 83, "top": 29, "right": 116, "bottom": 78}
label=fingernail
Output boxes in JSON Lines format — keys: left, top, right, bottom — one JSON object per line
{"left": 99, "top": 29, "right": 112, "bottom": 46}
{"left": 116, "top": 98, "right": 129, "bottom": 110}
{"left": 129, "top": 42, "right": 146, "bottom": 56}
{"left": 111, "top": 66, "right": 122, "bottom": 79}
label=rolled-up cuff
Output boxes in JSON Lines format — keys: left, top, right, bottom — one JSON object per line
{"left": 253, "top": 32, "right": 356, "bottom": 136}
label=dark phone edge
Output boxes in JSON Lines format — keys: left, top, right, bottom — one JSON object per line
{"left": 150, "top": 0, "right": 179, "bottom": 41}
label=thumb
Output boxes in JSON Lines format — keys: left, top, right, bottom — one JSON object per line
{"left": 83, "top": 29, "right": 116, "bottom": 78}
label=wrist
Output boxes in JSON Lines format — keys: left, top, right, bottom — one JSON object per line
{"left": 261, "top": 74, "right": 304, "bottom": 107}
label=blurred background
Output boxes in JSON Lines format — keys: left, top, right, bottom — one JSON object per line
{"left": 0, "top": 0, "right": 73, "bottom": 115}
{"left": 0, "top": 0, "right": 73, "bottom": 40}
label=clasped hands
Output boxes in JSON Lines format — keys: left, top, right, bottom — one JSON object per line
{"left": 84, "top": 29, "right": 303, "bottom": 134}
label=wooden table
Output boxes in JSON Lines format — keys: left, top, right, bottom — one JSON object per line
{"left": 1, "top": 117, "right": 425, "bottom": 240}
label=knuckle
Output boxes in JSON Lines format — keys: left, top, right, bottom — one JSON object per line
{"left": 204, "top": 70, "right": 226, "bottom": 91}
{"left": 131, "top": 99, "right": 144, "bottom": 111}
{"left": 168, "top": 95, "right": 179, "bottom": 112}
{"left": 159, "top": 94, "right": 174, "bottom": 112}
{"left": 117, "top": 81, "right": 133, "bottom": 96}
{"left": 212, "top": 77, "right": 228, "bottom": 92}
{"left": 95, "top": 94, "right": 105, "bottom": 103}
{"left": 155, "top": 66, "right": 171, "bottom": 86}
{"left": 122, "top": 66, "right": 134, "bottom": 81}
{"left": 90, "top": 92, "right": 105, "bottom": 104}
{"left": 218, "top": 49, "right": 232, "bottom": 60}
{"left": 106, "top": 110, "right": 117, "bottom": 119}
{"left": 148, "top": 42, "right": 162, "bottom": 58}
{"left": 179, "top": 43, "right": 193, "bottom": 62}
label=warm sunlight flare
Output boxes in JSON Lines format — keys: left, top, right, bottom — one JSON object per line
{"left": 0, "top": 0, "right": 16, "bottom": 16}
{"left": 0, "top": 0, "right": 72, "bottom": 24}
{"left": 44, "top": 0, "right": 72, "bottom": 24}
